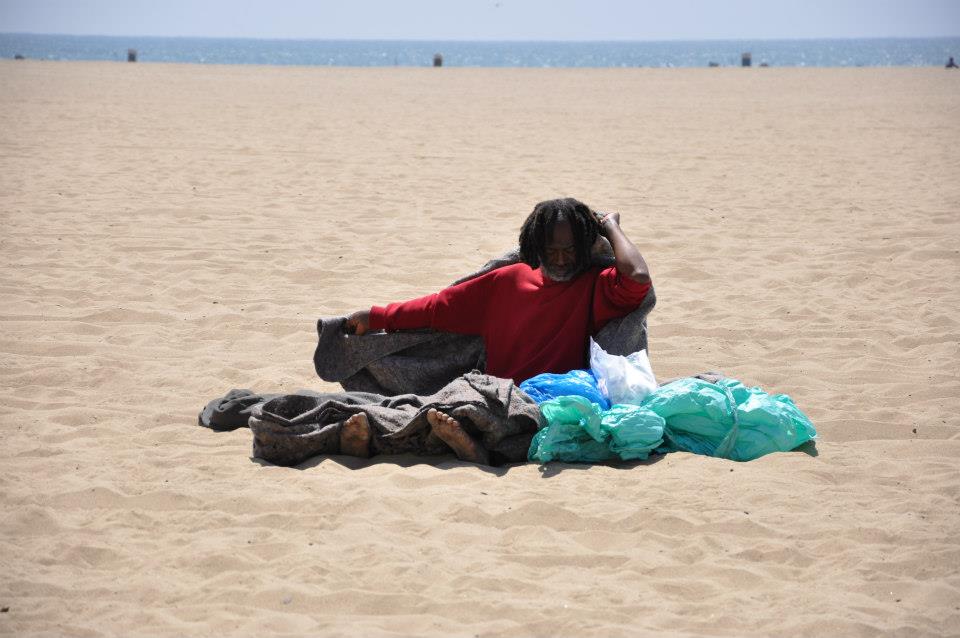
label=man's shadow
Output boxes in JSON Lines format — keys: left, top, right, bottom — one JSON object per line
{"left": 251, "top": 453, "right": 513, "bottom": 477}
{"left": 250, "top": 450, "right": 668, "bottom": 478}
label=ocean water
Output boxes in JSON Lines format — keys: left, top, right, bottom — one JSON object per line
{"left": 1, "top": 33, "right": 958, "bottom": 68}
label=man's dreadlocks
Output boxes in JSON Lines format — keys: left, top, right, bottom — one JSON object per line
{"left": 518, "top": 197, "right": 600, "bottom": 273}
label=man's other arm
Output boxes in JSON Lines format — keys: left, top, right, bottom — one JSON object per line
{"left": 346, "top": 272, "right": 495, "bottom": 336}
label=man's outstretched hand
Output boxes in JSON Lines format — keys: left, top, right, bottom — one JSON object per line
{"left": 345, "top": 310, "right": 371, "bottom": 335}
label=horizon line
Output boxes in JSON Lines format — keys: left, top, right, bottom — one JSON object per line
{"left": 3, "top": 31, "right": 960, "bottom": 44}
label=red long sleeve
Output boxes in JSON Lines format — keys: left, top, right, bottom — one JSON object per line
{"left": 369, "top": 271, "right": 494, "bottom": 334}
{"left": 369, "top": 264, "right": 650, "bottom": 384}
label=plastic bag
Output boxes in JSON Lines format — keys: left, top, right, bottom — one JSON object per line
{"left": 528, "top": 396, "right": 664, "bottom": 463}
{"left": 643, "top": 377, "right": 817, "bottom": 461}
{"left": 589, "top": 338, "right": 658, "bottom": 406}
{"left": 601, "top": 404, "right": 667, "bottom": 460}
{"left": 529, "top": 397, "right": 613, "bottom": 463}
{"left": 519, "top": 369, "right": 609, "bottom": 409}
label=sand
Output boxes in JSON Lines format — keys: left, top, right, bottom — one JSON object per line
{"left": 1, "top": 60, "right": 958, "bottom": 636}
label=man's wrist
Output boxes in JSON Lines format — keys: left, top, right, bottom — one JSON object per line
{"left": 368, "top": 306, "right": 388, "bottom": 330}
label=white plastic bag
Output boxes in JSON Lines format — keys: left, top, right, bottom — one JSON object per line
{"left": 589, "top": 338, "right": 658, "bottom": 406}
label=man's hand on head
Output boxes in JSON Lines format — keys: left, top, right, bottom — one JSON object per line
{"left": 345, "top": 310, "right": 371, "bottom": 335}
{"left": 597, "top": 211, "right": 621, "bottom": 235}
{"left": 595, "top": 211, "right": 651, "bottom": 285}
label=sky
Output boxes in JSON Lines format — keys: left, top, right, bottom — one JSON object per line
{"left": 0, "top": 0, "right": 958, "bottom": 41}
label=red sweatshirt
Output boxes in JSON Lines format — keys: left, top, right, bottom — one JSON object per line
{"left": 368, "top": 263, "right": 651, "bottom": 384}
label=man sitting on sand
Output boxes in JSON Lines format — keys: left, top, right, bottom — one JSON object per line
{"left": 338, "top": 197, "right": 653, "bottom": 464}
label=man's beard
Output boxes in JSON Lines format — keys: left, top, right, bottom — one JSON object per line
{"left": 540, "top": 262, "right": 583, "bottom": 283}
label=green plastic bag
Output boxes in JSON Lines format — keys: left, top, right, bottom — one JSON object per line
{"left": 528, "top": 396, "right": 665, "bottom": 463}
{"left": 602, "top": 404, "right": 667, "bottom": 460}
{"left": 643, "top": 377, "right": 817, "bottom": 461}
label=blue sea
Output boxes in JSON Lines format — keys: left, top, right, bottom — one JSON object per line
{"left": 1, "top": 33, "right": 958, "bottom": 68}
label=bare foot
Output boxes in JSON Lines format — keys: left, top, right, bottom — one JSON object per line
{"left": 427, "top": 408, "right": 489, "bottom": 465}
{"left": 340, "top": 413, "right": 371, "bottom": 458}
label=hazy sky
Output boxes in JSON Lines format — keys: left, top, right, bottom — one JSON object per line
{"left": 1, "top": 0, "right": 958, "bottom": 40}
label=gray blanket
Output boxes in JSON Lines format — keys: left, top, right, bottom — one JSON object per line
{"left": 249, "top": 371, "right": 542, "bottom": 466}
{"left": 313, "top": 242, "right": 657, "bottom": 396}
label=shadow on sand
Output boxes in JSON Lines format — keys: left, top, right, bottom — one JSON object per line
{"left": 251, "top": 450, "right": 668, "bottom": 477}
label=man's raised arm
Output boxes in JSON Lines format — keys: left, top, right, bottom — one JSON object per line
{"left": 598, "top": 212, "right": 651, "bottom": 286}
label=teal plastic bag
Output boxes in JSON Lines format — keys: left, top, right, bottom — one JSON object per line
{"left": 643, "top": 377, "right": 817, "bottom": 461}
{"left": 601, "top": 404, "right": 667, "bottom": 460}
{"left": 528, "top": 396, "right": 664, "bottom": 463}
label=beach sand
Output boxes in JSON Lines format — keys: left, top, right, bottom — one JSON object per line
{"left": 1, "top": 60, "right": 958, "bottom": 636}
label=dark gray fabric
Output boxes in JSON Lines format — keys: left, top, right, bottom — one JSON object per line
{"left": 248, "top": 371, "right": 542, "bottom": 467}
{"left": 313, "top": 241, "right": 657, "bottom": 396}
{"left": 198, "top": 389, "right": 280, "bottom": 431}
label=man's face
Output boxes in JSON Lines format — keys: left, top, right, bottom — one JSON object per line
{"left": 541, "top": 221, "right": 580, "bottom": 282}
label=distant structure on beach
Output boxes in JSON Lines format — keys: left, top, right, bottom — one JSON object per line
{"left": 708, "top": 61, "right": 720, "bottom": 67}
{"left": 433, "top": 53, "right": 443, "bottom": 67}
{"left": 14, "top": 53, "right": 24, "bottom": 60}
{"left": 742, "top": 52, "right": 752, "bottom": 67}
{"left": 948, "top": 56, "right": 958, "bottom": 68}
{"left": 127, "top": 48, "right": 137, "bottom": 62}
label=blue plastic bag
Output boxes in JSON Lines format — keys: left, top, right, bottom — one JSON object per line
{"left": 528, "top": 396, "right": 664, "bottom": 463}
{"left": 643, "top": 377, "right": 817, "bottom": 461}
{"left": 520, "top": 369, "right": 609, "bottom": 410}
